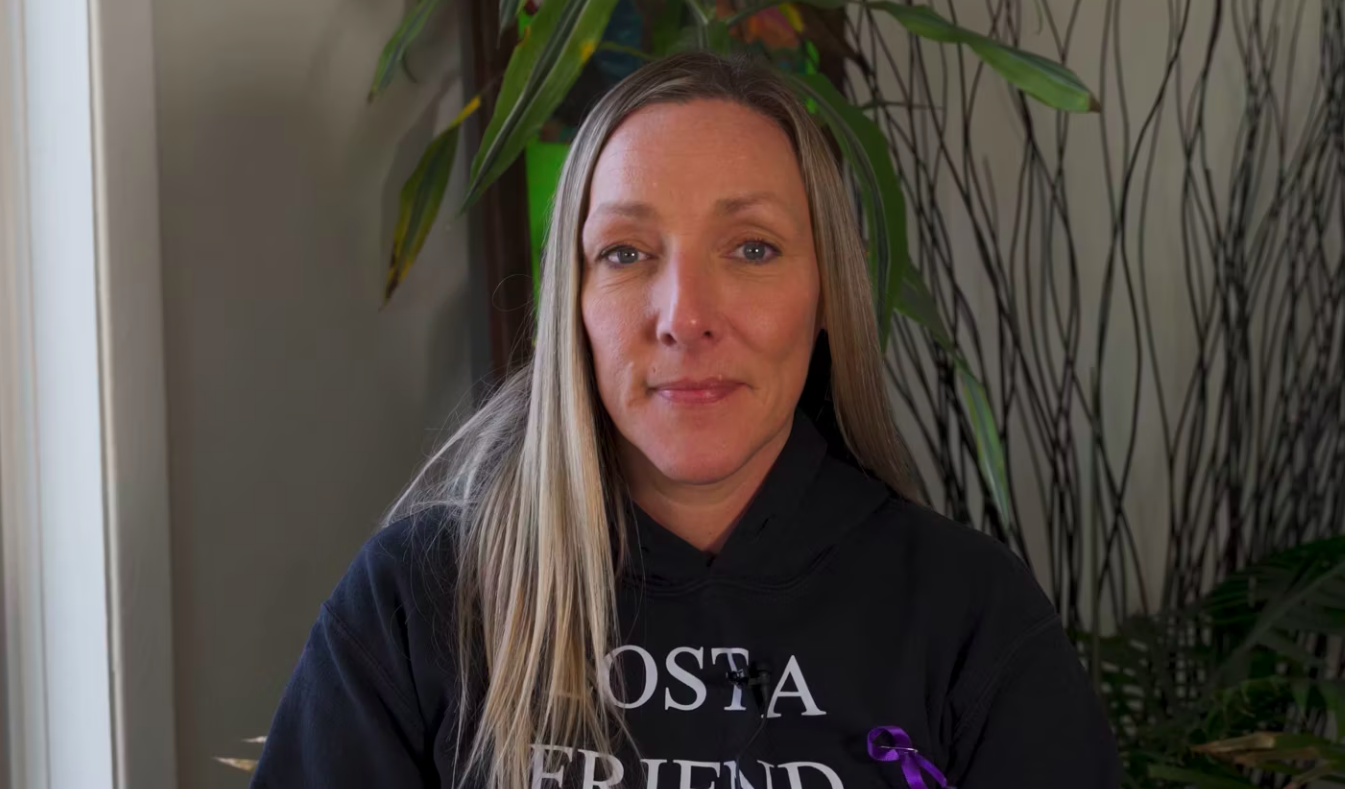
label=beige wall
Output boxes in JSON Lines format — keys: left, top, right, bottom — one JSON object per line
{"left": 858, "top": 1, "right": 1327, "bottom": 624}
{"left": 150, "top": 0, "right": 475, "bottom": 786}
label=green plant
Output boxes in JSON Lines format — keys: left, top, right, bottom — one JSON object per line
{"left": 369, "top": 0, "right": 1100, "bottom": 528}
{"left": 1091, "top": 537, "right": 1345, "bottom": 787}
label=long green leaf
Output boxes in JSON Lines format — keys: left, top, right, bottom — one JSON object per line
{"left": 1197, "top": 731, "right": 1342, "bottom": 763}
{"left": 386, "top": 126, "right": 462, "bottom": 303}
{"left": 1147, "top": 765, "right": 1258, "bottom": 789}
{"left": 704, "top": 19, "right": 736, "bottom": 54}
{"left": 1290, "top": 678, "right": 1312, "bottom": 713}
{"left": 1208, "top": 538, "right": 1345, "bottom": 682}
{"left": 1305, "top": 678, "right": 1345, "bottom": 732}
{"left": 1281, "top": 606, "right": 1345, "bottom": 637}
{"left": 669, "top": 18, "right": 735, "bottom": 54}
{"left": 966, "top": 38, "right": 1100, "bottom": 113}
{"left": 865, "top": 2, "right": 960, "bottom": 41}
{"left": 464, "top": 0, "right": 620, "bottom": 207}
{"left": 957, "top": 362, "right": 1011, "bottom": 528}
{"left": 681, "top": 0, "right": 711, "bottom": 28}
{"left": 369, "top": 0, "right": 444, "bottom": 102}
{"left": 1260, "top": 630, "right": 1323, "bottom": 668}
{"left": 865, "top": 2, "right": 1099, "bottom": 113}
{"left": 499, "top": 0, "right": 524, "bottom": 36}
{"left": 784, "top": 73, "right": 907, "bottom": 344}
{"left": 893, "top": 264, "right": 950, "bottom": 348}
{"left": 385, "top": 98, "right": 481, "bottom": 303}
{"left": 650, "top": 0, "right": 687, "bottom": 57}
{"left": 785, "top": 71, "right": 1013, "bottom": 527}
{"left": 1288, "top": 763, "right": 1345, "bottom": 789}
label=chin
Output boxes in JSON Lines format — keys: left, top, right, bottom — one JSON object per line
{"left": 640, "top": 436, "right": 754, "bottom": 486}
{"left": 616, "top": 401, "right": 788, "bottom": 486}
{"left": 651, "top": 454, "right": 751, "bottom": 486}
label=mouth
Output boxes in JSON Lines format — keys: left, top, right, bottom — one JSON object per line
{"left": 650, "top": 377, "right": 745, "bottom": 405}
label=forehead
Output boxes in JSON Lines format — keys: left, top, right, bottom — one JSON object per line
{"left": 587, "top": 99, "right": 808, "bottom": 210}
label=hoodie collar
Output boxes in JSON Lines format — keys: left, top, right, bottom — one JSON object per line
{"left": 622, "top": 409, "right": 890, "bottom": 591}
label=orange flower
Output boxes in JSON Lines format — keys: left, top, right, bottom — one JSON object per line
{"left": 743, "top": 7, "right": 799, "bottom": 49}
{"left": 717, "top": 1, "right": 803, "bottom": 50}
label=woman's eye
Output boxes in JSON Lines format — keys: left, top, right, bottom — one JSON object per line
{"left": 600, "top": 246, "right": 647, "bottom": 266}
{"left": 735, "top": 239, "right": 780, "bottom": 263}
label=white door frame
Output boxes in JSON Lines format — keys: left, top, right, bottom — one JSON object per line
{"left": 0, "top": 0, "right": 176, "bottom": 785}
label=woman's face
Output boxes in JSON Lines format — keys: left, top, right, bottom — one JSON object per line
{"left": 581, "top": 99, "right": 821, "bottom": 487}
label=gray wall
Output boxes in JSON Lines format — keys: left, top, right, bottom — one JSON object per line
{"left": 150, "top": 0, "right": 475, "bottom": 786}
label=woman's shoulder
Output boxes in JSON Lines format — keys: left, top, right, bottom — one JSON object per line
{"left": 253, "top": 507, "right": 464, "bottom": 785}
{"left": 870, "top": 497, "right": 1031, "bottom": 576}
{"left": 850, "top": 491, "right": 1060, "bottom": 636}
{"left": 355, "top": 506, "right": 457, "bottom": 581}
{"left": 849, "top": 494, "right": 1069, "bottom": 714}
{"left": 810, "top": 454, "right": 1043, "bottom": 604}
{"left": 323, "top": 506, "right": 460, "bottom": 654}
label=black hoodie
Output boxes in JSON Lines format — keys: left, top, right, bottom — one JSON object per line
{"left": 251, "top": 410, "right": 1121, "bottom": 788}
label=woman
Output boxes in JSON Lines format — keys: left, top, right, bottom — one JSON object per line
{"left": 252, "top": 52, "right": 1119, "bottom": 788}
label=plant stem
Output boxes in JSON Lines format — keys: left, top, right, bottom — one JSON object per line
{"left": 853, "top": 99, "right": 941, "bottom": 112}
{"left": 681, "top": 0, "right": 711, "bottom": 28}
{"left": 1090, "top": 367, "right": 1103, "bottom": 697}
{"left": 597, "top": 42, "right": 655, "bottom": 60}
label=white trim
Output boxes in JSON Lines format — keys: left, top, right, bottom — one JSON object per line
{"left": 21, "top": 0, "right": 115, "bottom": 784}
{"left": 0, "top": 1, "right": 49, "bottom": 787}
{"left": 0, "top": 0, "right": 175, "bottom": 785}
{"left": 88, "top": 0, "right": 178, "bottom": 781}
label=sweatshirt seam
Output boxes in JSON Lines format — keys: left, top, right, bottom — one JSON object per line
{"left": 949, "top": 612, "right": 1060, "bottom": 741}
{"left": 321, "top": 600, "right": 426, "bottom": 739}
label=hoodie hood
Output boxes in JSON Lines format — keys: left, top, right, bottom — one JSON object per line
{"left": 625, "top": 409, "right": 892, "bottom": 592}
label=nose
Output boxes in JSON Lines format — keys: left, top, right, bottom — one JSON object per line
{"left": 654, "top": 249, "right": 721, "bottom": 348}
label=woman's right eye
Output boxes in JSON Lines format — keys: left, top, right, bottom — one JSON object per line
{"left": 599, "top": 245, "right": 647, "bottom": 266}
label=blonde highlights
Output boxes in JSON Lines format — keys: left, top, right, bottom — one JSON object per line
{"left": 388, "top": 51, "right": 918, "bottom": 787}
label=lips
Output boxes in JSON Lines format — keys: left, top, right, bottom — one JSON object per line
{"left": 651, "top": 378, "right": 744, "bottom": 405}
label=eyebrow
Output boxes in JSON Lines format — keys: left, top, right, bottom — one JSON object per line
{"left": 587, "top": 193, "right": 787, "bottom": 221}
{"left": 713, "top": 192, "right": 786, "bottom": 216}
{"left": 587, "top": 201, "right": 658, "bottom": 220}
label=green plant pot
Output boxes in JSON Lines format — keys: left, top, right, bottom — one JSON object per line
{"left": 525, "top": 139, "right": 571, "bottom": 295}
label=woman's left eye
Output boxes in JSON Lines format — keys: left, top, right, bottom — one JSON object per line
{"left": 734, "top": 239, "right": 780, "bottom": 263}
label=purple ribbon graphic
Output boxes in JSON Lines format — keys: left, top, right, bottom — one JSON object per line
{"left": 867, "top": 727, "right": 950, "bottom": 789}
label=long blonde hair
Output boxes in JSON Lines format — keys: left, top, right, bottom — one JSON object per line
{"left": 389, "top": 51, "right": 918, "bottom": 787}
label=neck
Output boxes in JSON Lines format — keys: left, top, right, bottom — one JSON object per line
{"left": 622, "top": 420, "right": 793, "bottom": 554}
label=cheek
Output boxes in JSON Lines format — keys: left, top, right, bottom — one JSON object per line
{"left": 737, "top": 275, "right": 821, "bottom": 365}
{"left": 582, "top": 285, "right": 646, "bottom": 393}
